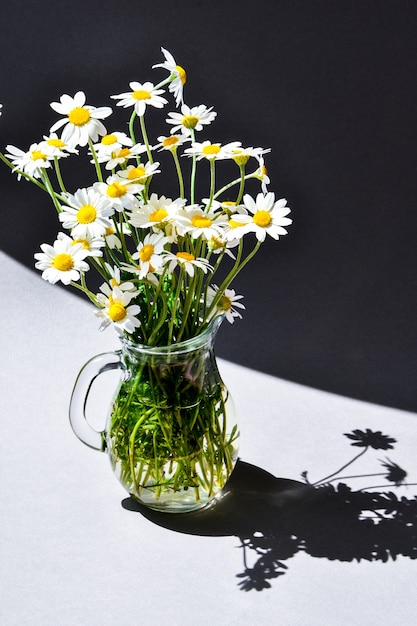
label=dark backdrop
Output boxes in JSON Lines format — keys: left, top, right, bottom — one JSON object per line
{"left": 2, "top": 0, "right": 417, "bottom": 412}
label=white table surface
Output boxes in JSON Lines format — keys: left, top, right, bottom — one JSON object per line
{"left": 2, "top": 249, "right": 417, "bottom": 626}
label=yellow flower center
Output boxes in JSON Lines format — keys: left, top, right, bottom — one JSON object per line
{"left": 228, "top": 218, "right": 242, "bottom": 229}
{"left": 77, "top": 204, "right": 97, "bottom": 224}
{"left": 101, "top": 134, "right": 118, "bottom": 145}
{"left": 175, "top": 65, "right": 187, "bottom": 85}
{"left": 31, "top": 150, "right": 47, "bottom": 161}
{"left": 105, "top": 227, "right": 115, "bottom": 236}
{"left": 111, "top": 277, "right": 119, "bottom": 287}
{"left": 232, "top": 151, "right": 250, "bottom": 166}
{"left": 47, "top": 138, "right": 65, "bottom": 148}
{"left": 259, "top": 164, "right": 268, "bottom": 178}
{"left": 68, "top": 106, "right": 91, "bottom": 126}
{"left": 182, "top": 115, "right": 199, "bottom": 129}
{"left": 108, "top": 302, "right": 127, "bottom": 322}
{"left": 218, "top": 294, "right": 232, "bottom": 312}
{"left": 253, "top": 210, "right": 272, "bottom": 228}
{"left": 114, "top": 147, "right": 131, "bottom": 159}
{"left": 202, "top": 144, "right": 221, "bottom": 156}
{"left": 127, "top": 166, "right": 147, "bottom": 180}
{"left": 162, "top": 136, "right": 180, "bottom": 148}
{"left": 176, "top": 251, "right": 195, "bottom": 262}
{"left": 132, "top": 89, "right": 151, "bottom": 101}
{"left": 208, "top": 236, "right": 224, "bottom": 251}
{"left": 191, "top": 215, "right": 212, "bottom": 229}
{"left": 53, "top": 253, "right": 74, "bottom": 272}
{"left": 72, "top": 238, "right": 90, "bottom": 250}
{"left": 107, "top": 182, "right": 127, "bottom": 198}
{"left": 139, "top": 244, "right": 155, "bottom": 262}
{"left": 150, "top": 208, "right": 168, "bottom": 222}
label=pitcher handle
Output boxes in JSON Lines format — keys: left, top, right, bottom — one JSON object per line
{"left": 69, "top": 351, "right": 122, "bottom": 451}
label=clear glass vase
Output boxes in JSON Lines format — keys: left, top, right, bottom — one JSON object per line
{"left": 69, "top": 316, "right": 239, "bottom": 513}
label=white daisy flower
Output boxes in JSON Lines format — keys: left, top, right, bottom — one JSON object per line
{"left": 163, "top": 251, "right": 212, "bottom": 277}
{"left": 103, "top": 224, "right": 130, "bottom": 250}
{"left": 94, "top": 175, "right": 143, "bottom": 212}
{"left": 166, "top": 104, "right": 217, "bottom": 136}
{"left": 111, "top": 81, "right": 167, "bottom": 117}
{"left": 131, "top": 232, "right": 169, "bottom": 278}
{"left": 223, "top": 205, "right": 250, "bottom": 242}
{"left": 63, "top": 231, "right": 105, "bottom": 258}
{"left": 176, "top": 206, "right": 228, "bottom": 241}
{"left": 128, "top": 193, "right": 185, "bottom": 238}
{"left": 183, "top": 140, "right": 242, "bottom": 161}
{"left": 98, "top": 143, "right": 148, "bottom": 170}
{"left": 96, "top": 286, "right": 141, "bottom": 334}
{"left": 92, "top": 131, "right": 133, "bottom": 159}
{"left": 229, "top": 145, "right": 271, "bottom": 166}
{"left": 116, "top": 161, "right": 161, "bottom": 185}
{"left": 40, "top": 133, "right": 79, "bottom": 158}
{"left": 153, "top": 47, "right": 186, "bottom": 106}
{"left": 206, "top": 285, "right": 245, "bottom": 324}
{"left": 34, "top": 232, "right": 89, "bottom": 285}
{"left": 155, "top": 134, "right": 189, "bottom": 152}
{"left": 255, "top": 155, "right": 271, "bottom": 194}
{"left": 59, "top": 187, "right": 114, "bottom": 238}
{"left": 99, "top": 264, "right": 137, "bottom": 295}
{"left": 50, "top": 91, "right": 112, "bottom": 148}
{"left": 233, "top": 192, "right": 292, "bottom": 241}
{"left": 206, "top": 234, "right": 238, "bottom": 259}
{"left": 5, "top": 143, "right": 52, "bottom": 179}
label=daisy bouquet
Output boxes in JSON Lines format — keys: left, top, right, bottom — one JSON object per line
{"left": 0, "top": 49, "right": 292, "bottom": 508}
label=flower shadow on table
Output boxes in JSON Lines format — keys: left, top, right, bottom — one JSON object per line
{"left": 122, "top": 428, "right": 417, "bottom": 591}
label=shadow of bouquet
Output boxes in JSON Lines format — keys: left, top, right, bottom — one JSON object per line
{"left": 122, "top": 428, "right": 417, "bottom": 591}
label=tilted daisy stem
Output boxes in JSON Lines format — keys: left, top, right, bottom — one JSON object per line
{"left": 88, "top": 139, "right": 103, "bottom": 183}
{"left": 139, "top": 115, "right": 153, "bottom": 164}
{"left": 312, "top": 447, "right": 368, "bottom": 486}
{"left": 170, "top": 149, "right": 185, "bottom": 199}
{"left": 235, "top": 164, "right": 246, "bottom": 205}
{"left": 190, "top": 128, "right": 197, "bottom": 204}
{"left": 53, "top": 157, "right": 67, "bottom": 194}
{"left": 213, "top": 169, "right": 260, "bottom": 200}
{"left": 40, "top": 169, "right": 65, "bottom": 214}
{"left": 128, "top": 110, "right": 137, "bottom": 146}
{"left": 203, "top": 239, "right": 261, "bottom": 324}
{"left": 167, "top": 266, "right": 185, "bottom": 344}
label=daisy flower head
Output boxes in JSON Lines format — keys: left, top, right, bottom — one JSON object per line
{"left": 183, "top": 140, "right": 242, "bottom": 162}
{"left": 116, "top": 161, "right": 161, "bottom": 185}
{"left": 34, "top": 232, "right": 89, "bottom": 285}
{"left": 234, "top": 192, "right": 292, "bottom": 241}
{"left": 155, "top": 134, "right": 189, "bottom": 152}
{"left": 64, "top": 231, "right": 105, "bottom": 258}
{"left": 103, "top": 223, "right": 130, "bottom": 250}
{"left": 49, "top": 91, "right": 112, "bottom": 148}
{"left": 166, "top": 104, "right": 217, "bottom": 136}
{"left": 100, "top": 264, "right": 137, "bottom": 296}
{"left": 40, "top": 133, "right": 78, "bottom": 159}
{"left": 229, "top": 145, "right": 271, "bottom": 167}
{"left": 176, "top": 205, "right": 228, "bottom": 241}
{"left": 255, "top": 155, "right": 271, "bottom": 194}
{"left": 132, "top": 232, "right": 169, "bottom": 279}
{"left": 59, "top": 187, "right": 115, "bottom": 238}
{"left": 207, "top": 285, "right": 245, "bottom": 324}
{"left": 111, "top": 81, "right": 167, "bottom": 117}
{"left": 5, "top": 143, "right": 52, "bottom": 179}
{"left": 96, "top": 286, "right": 141, "bottom": 334}
{"left": 163, "top": 250, "right": 212, "bottom": 278}
{"left": 128, "top": 193, "right": 185, "bottom": 238}
{"left": 92, "top": 131, "right": 134, "bottom": 163}
{"left": 223, "top": 205, "right": 250, "bottom": 242}
{"left": 94, "top": 175, "right": 143, "bottom": 212}
{"left": 99, "top": 142, "right": 148, "bottom": 171}
{"left": 153, "top": 47, "right": 186, "bottom": 106}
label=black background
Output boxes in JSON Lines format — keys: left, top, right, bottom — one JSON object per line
{"left": 2, "top": 0, "right": 417, "bottom": 412}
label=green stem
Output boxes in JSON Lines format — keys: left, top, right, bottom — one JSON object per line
{"left": 88, "top": 139, "right": 103, "bottom": 182}
{"left": 171, "top": 149, "right": 185, "bottom": 198}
